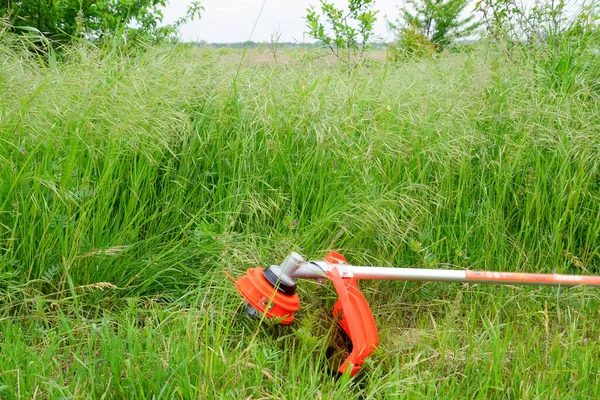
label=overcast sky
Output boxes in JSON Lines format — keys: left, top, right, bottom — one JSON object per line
{"left": 161, "top": 0, "right": 407, "bottom": 43}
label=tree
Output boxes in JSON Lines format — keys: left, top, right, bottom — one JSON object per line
{"left": 305, "top": 0, "right": 378, "bottom": 65}
{"left": 1, "top": 0, "right": 203, "bottom": 42}
{"left": 390, "top": 0, "right": 480, "bottom": 48}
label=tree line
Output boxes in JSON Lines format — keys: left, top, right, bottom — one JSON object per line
{"left": 1, "top": 0, "right": 597, "bottom": 61}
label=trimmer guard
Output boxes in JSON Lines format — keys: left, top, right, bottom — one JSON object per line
{"left": 325, "top": 252, "right": 379, "bottom": 377}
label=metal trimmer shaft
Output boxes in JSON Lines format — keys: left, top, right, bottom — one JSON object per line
{"left": 292, "top": 260, "right": 600, "bottom": 287}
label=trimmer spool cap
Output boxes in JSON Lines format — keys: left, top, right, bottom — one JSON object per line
{"left": 235, "top": 267, "right": 300, "bottom": 324}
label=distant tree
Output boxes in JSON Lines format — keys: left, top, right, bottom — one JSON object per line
{"left": 1, "top": 0, "right": 203, "bottom": 42}
{"left": 389, "top": 0, "right": 481, "bottom": 48}
{"left": 305, "top": 0, "right": 378, "bottom": 65}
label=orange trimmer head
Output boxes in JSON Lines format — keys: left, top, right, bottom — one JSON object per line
{"left": 234, "top": 251, "right": 378, "bottom": 377}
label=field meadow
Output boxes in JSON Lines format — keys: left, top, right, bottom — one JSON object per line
{"left": 1, "top": 25, "right": 600, "bottom": 398}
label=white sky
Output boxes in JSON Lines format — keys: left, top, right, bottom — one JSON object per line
{"left": 161, "top": 0, "right": 404, "bottom": 43}
{"left": 162, "top": 0, "right": 585, "bottom": 43}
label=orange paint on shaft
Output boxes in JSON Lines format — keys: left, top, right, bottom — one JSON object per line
{"left": 465, "top": 270, "right": 600, "bottom": 287}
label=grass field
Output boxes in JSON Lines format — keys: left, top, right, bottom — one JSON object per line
{"left": 1, "top": 27, "right": 600, "bottom": 398}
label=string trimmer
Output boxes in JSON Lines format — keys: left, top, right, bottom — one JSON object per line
{"left": 231, "top": 251, "right": 600, "bottom": 377}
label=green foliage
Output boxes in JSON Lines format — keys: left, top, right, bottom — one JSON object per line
{"left": 0, "top": 0, "right": 203, "bottom": 43}
{"left": 389, "top": 0, "right": 481, "bottom": 51}
{"left": 305, "top": 0, "right": 378, "bottom": 65}
{"left": 2, "top": 12, "right": 600, "bottom": 395}
{"left": 387, "top": 23, "right": 438, "bottom": 61}
{"left": 475, "top": 0, "right": 599, "bottom": 95}
{"left": 476, "top": 0, "right": 599, "bottom": 42}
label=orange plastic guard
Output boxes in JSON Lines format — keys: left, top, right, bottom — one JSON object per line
{"left": 325, "top": 251, "right": 379, "bottom": 377}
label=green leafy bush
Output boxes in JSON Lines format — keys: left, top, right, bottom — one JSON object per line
{"left": 1, "top": 0, "right": 203, "bottom": 43}
{"left": 387, "top": 23, "right": 438, "bottom": 61}
{"left": 305, "top": 0, "right": 378, "bottom": 66}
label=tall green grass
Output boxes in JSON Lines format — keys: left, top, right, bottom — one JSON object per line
{"left": 1, "top": 26, "right": 600, "bottom": 397}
